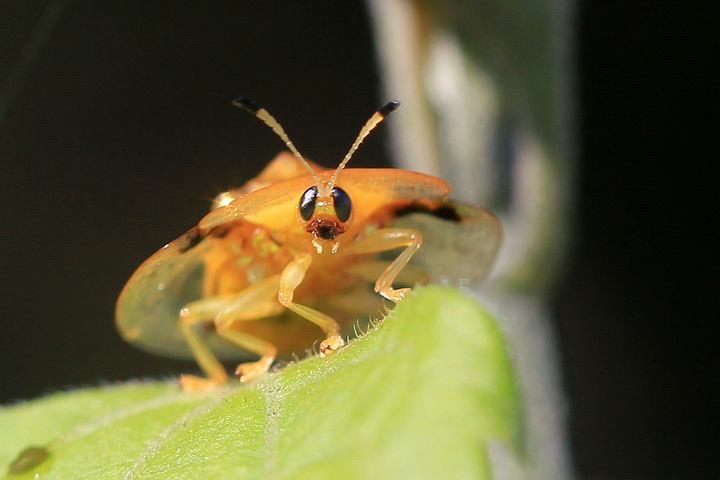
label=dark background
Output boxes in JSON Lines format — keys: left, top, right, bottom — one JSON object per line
{"left": 0, "top": 2, "right": 711, "bottom": 479}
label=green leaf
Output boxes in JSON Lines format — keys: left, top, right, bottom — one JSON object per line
{"left": 1, "top": 287, "right": 523, "bottom": 479}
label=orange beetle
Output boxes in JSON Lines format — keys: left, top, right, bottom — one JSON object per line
{"left": 116, "top": 98, "right": 502, "bottom": 391}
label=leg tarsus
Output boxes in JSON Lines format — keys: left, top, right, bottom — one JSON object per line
{"left": 319, "top": 335, "right": 345, "bottom": 357}
{"left": 349, "top": 228, "right": 422, "bottom": 303}
{"left": 180, "top": 373, "right": 225, "bottom": 392}
{"left": 218, "top": 326, "right": 278, "bottom": 383}
{"left": 378, "top": 286, "right": 411, "bottom": 302}
{"left": 234, "top": 355, "right": 275, "bottom": 382}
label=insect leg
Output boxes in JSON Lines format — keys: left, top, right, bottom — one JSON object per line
{"left": 344, "top": 259, "right": 428, "bottom": 286}
{"left": 214, "top": 277, "right": 284, "bottom": 383}
{"left": 178, "top": 275, "right": 281, "bottom": 390}
{"left": 178, "top": 296, "right": 233, "bottom": 391}
{"left": 278, "top": 253, "right": 345, "bottom": 356}
{"left": 348, "top": 228, "right": 423, "bottom": 302}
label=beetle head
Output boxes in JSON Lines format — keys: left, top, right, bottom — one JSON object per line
{"left": 234, "top": 97, "right": 399, "bottom": 253}
{"left": 298, "top": 183, "right": 353, "bottom": 252}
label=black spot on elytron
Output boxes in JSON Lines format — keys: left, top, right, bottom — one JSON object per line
{"left": 9, "top": 446, "right": 50, "bottom": 473}
{"left": 177, "top": 227, "right": 205, "bottom": 253}
{"left": 299, "top": 186, "right": 318, "bottom": 221}
{"left": 331, "top": 186, "right": 352, "bottom": 222}
{"left": 392, "top": 203, "right": 462, "bottom": 222}
{"left": 208, "top": 224, "right": 232, "bottom": 239}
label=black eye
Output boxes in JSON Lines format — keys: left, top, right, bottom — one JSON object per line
{"left": 299, "top": 186, "right": 318, "bottom": 220}
{"left": 331, "top": 186, "right": 352, "bottom": 222}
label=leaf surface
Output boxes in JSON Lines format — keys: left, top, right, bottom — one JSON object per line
{"left": 1, "top": 287, "right": 522, "bottom": 479}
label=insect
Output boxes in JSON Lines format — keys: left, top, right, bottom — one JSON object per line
{"left": 116, "top": 98, "right": 502, "bottom": 391}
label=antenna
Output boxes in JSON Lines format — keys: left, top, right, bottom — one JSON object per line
{"left": 233, "top": 97, "right": 319, "bottom": 181}
{"left": 329, "top": 100, "right": 400, "bottom": 188}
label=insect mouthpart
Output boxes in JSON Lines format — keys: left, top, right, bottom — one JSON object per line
{"left": 306, "top": 217, "right": 344, "bottom": 240}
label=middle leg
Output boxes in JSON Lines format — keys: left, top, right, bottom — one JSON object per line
{"left": 214, "top": 288, "right": 284, "bottom": 383}
{"left": 178, "top": 275, "right": 281, "bottom": 390}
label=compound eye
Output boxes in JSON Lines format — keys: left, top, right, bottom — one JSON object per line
{"left": 331, "top": 186, "right": 352, "bottom": 223}
{"left": 299, "top": 186, "right": 318, "bottom": 220}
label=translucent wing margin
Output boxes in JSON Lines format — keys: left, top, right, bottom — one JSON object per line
{"left": 390, "top": 201, "right": 503, "bottom": 286}
{"left": 115, "top": 226, "right": 243, "bottom": 360}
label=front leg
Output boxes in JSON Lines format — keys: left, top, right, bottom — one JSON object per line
{"left": 349, "top": 228, "right": 423, "bottom": 302}
{"left": 278, "top": 253, "right": 345, "bottom": 356}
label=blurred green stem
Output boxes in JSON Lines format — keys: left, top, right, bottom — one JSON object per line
{"left": 367, "top": 1, "right": 575, "bottom": 478}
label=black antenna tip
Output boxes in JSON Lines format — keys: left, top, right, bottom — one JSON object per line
{"left": 378, "top": 100, "right": 401, "bottom": 117}
{"left": 233, "top": 96, "right": 260, "bottom": 114}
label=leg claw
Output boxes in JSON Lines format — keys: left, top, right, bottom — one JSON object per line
{"left": 380, "top": 287, "right": 411, "bottom": 303}
{"left": 319, "top": 335, "right": 345, "bottom": 357}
